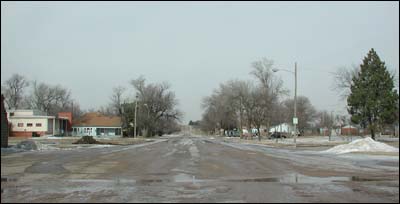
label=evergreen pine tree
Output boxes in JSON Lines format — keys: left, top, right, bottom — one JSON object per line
{"left": 347, "top": 48, "right": 399, "bottom": 140}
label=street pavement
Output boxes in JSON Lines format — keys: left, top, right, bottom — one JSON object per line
{"left": 1, "top": 134, "right": 398, "bottom": 203}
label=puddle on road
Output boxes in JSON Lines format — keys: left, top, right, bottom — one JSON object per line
{"left": 1, "top": 177, "right": 18, "bottom": 182}
{"left": 25, "top": 162, "right": 70, "bottom": 174}
{"left": 226, "top": 177, "right": 280, "bottom": 182}
{"left": 146, "top": 172, "right": 169, "bottom": 176}
{"left": 136, "top": 173, "right": 206, "bottom": 185}
{"left": 280, "top": 174, "right": 350, "bottom": 184}
{"left": 350, "top": 176, "right": 394, "bottom": 182}
{"left": 137, "top": 179, "right": 165, "bottom": 184}
{"left": 225, "top": 173, "right": 394, "bottom": 184}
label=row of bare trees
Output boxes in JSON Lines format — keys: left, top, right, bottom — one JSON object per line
{"left": 1, "top": 74, "right": 181, "bottom": 137}
{"left": 1, "top": 74, "right": 83, "bottom": 118}
{"left": 200, "top": 58, "right": 323, "bottom": 139}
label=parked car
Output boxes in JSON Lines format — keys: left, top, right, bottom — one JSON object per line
{"left": 268, "top": 132, "right": 287, "bottom": 139}
{"left": 293, "top": 130, "right": 303, "bottom": 137}
{"left": 227, "top": 129, "right": 240, "bottom": 137}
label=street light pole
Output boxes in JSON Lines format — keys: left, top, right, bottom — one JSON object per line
{"left": 272, "top": 62, "right": 298, "bottom": 147}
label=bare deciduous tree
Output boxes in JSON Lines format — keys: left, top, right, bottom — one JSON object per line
{"left": 69, "top": 100, "right": 84, "bottom": 119}
{"left": 130, "top": 76, "right": 181, "bottom": 137}
{"left": 28, "top": 81, "right": 72, "bottom": 115}
{"left": 110, "top": 86, "right": 126, "bottom": 116}
{"left": 282, "top": 96, "right": 317, "bottom": 132}
{"left": 332, "top": 65, "right": 360, "bottom": 99}
{"left": 250, "top": 58, "right": 288, "bottom": 140}
{"left": 316, "top": 110, "right": 334, "bottom": 129}
{"left": 315, "top": 110, "right": 335, "bottom": 135}
{"left": 98, "top": 105, "right": 115, "bottom": 116}
{"left": 2, "top": 74, "right": 30, "bottom": 109}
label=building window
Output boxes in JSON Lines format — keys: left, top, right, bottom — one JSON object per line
{"left": 18, "top": 123, "right": 23, "bottom": 127}
{"left": 36, "top": 123, "right": 42, "bottom": 127}
{"left": 27, "top": 123, "right": 33, "bottom": 127}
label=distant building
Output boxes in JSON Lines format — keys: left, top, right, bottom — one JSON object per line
{"left": 320, "top": 127, "right": 330, "bottom": 136}
{"left": 7, "top": 109, "right": 70, "bottom": 137}
{"left": 341, "top": 125, "right": 359, "bottom": 135}
{"left": 1, "top": 94, "right": 9, "bottom": 147}
{"left": 58, "top": 112, "right": 73, "bottom": 132}
{"left": 72, "top": 112, "right": 122, "bottom": 136}
{"left": 269, "top": 123, "right": 293, "bottom": 134}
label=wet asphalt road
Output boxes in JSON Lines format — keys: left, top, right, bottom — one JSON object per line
{"left": 1, "top": 135, "right": 399, "bottom": 203}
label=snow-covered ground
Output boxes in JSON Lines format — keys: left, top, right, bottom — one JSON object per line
{"left": 218, "top": 135, "right": 351, "bottom": 146}
{"left": 31, "top": 136, "right": 79, "bottom": 140}
{"left": 179, "top": 138, "right": 194, "bottom": 146}
{"left": 1, "top": 140, "right": 117, "bottom": 153}
{"left": 323, "top": 137, "right": 399, "bottom": 154}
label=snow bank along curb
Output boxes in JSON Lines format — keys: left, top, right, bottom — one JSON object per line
{"left": 322, "top": 137, "right": 399, "bottom": 154}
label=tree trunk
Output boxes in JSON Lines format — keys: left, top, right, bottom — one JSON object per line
{"left": 369, "top": 117, "right": 376, "bottom": 140}
{"left": 257, "top": 127, "right": 261, "bottom": 141}
{"left": 370, "top": 126, "right": 375, "bottom": 140}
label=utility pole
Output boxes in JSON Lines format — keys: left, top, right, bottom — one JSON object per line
{"left": 329, "top": 111, "right": 332, "bottom": 141}
{"left": 239, "top": 96, "right": 243, "bottom": 139}
{"left": 134, "top": 94, "right": 138, "bottom": 138}
{"left": 144, "top": 103, "right": 150, "bottom": 137}
{"left": 294, "top": 62, "right": 298, "bottom": 146}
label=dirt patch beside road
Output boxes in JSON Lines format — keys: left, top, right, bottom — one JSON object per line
{"left": 96, "top": 137, "right": 154, "bottom": 146}
{"left": 2, "top": 137, "right": 155, "bottom": 154}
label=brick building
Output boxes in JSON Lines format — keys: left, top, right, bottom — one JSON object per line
{"left": 1, "top": 94, "right": 8, "bottom": 147}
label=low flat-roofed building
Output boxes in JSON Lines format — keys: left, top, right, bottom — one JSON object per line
{"left": 7, "top": 109, "right": 70, "bottom": 137}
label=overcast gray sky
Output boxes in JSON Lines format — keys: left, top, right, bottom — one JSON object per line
{"left": 1, "top": 1, "right": 399, "bottom": 124}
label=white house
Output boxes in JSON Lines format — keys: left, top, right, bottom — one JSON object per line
{"left": 7, "top": 109, "right": 70, "bottom": 137}
{"left": 269, "top": 123, "right": 293, "bottom": 134}
{"left": 72, "top": 112, "right": 122, "bottom": 137}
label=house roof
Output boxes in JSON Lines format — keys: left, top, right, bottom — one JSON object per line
{"left": 72, "top": 112, "right": 122, "bottom": 127}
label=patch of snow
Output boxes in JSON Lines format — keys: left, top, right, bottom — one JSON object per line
{"left": 163, "top": 134, "right": 181, "bottom": 138}
{"left": 189, "top": 145, "right": 199, "bottom": 159}
{"left": 1, "top": 147, "right": 25, "bottom": 153}
{"left": 42, "top": 136, "right": 66, "bottom": 139}
{"left": 15, "top": 140, "right": 41, "bottom": 150}
{"left": 37, "top": 143, "right": 59, "bottom": 151}
{"left": 162, "top": 149, "right": 177, "bottom": 157}
{"left": 323, "top": 137, "right": 399, "bottom": 154}
{"left": 179, "top": 138, "right": 194, "bottom": 146}
{"left": 87, "top": 144, "right": 115, "bottom": 149}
